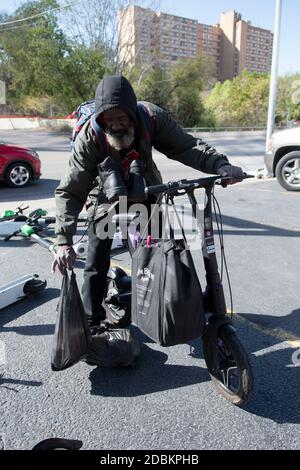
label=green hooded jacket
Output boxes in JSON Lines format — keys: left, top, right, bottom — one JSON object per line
{"left": 55, "top": 75, "right": 229, "bottom": 245}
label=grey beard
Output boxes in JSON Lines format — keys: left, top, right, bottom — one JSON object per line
{"left": 105, "top": 127, "right": 135, "bottom": 151}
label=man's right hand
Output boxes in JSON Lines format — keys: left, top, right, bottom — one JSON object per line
{"left": 51, "top": 245, "right": 76, "bottom": 275}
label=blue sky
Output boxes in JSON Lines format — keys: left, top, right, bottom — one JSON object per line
{"left": 1, "top": 0, "right": 299, "bottom": 75}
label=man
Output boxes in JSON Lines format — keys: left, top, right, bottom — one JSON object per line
{"left": 53, "top": 74, "right": 244, "bottom": 327}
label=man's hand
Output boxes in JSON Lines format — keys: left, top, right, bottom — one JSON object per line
{"left": 51, "top": 245, "right": 76, "bottom": 275}
{"left": 217, "top": 165, "right": 244, "bottom": 185}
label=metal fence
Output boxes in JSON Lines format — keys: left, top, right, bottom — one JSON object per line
{"left": 183, "top": 126, "right": 266, "bottom": 133}
{"left": 183, "top": 124, "right": 299, "bottom": 133}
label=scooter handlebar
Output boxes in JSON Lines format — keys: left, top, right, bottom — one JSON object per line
{"left": 145, "top": 174, "right": 254, "bottom": 196}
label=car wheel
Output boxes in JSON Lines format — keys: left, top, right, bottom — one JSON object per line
{"left": 5, "top": 162, "right": 32, "bottom": 188}
{"left": 275, "top": 151, "right": 300, "bottom": 191}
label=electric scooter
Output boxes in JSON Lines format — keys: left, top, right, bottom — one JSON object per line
{"left": 0, "top": 274, "right": 47, "bottom": 311}
{"left": 0, "top": 208, "right": 51, "bottom": 310}
{"left": 103, "top": 174, "right": 254, "bottom": 406}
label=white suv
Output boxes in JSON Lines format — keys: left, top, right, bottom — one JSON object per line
{"left": 265, "top": 126, "right": 300, "bottom": 191}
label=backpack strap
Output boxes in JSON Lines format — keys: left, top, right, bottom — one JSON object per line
{"left": 137, "top": 102, "right": 156, "bottom": 141}
{"left": 91, "top": 115, "right": 110, "bottom": 161}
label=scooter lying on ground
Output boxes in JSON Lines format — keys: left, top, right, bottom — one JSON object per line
{"left": 0, "top": 274, "right": 47, "bottom": 311}
{"left": 0, "top": 205, "right": 124, "bottom": 254}
{"left": 0, "top": 204, "right": 30, "bottom": 222}
{"left": 0, "top": 208, "right": 52, "bottom": 310}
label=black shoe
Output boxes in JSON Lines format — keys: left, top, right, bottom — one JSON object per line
{"left": 104, "top": 305, "right": 132, "bottom": 329}
{"left": 128, "top": 160, "right": 147, "bottom": 202}
{"left": 98, "top": 157, "right": 128, "bottom": 202}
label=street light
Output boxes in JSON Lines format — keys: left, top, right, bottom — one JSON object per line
{"left": 265, "top": 0, "right": 282, "bottom": 170}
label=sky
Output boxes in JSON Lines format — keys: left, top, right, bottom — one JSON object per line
{"left": 1, "top": 0, "right": 299, "bottom": 76}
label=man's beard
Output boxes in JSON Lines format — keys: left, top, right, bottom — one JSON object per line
{"left": 105, "top": 126, "right": 135, "bottom": 151}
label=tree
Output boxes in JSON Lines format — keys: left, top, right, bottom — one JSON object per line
{"left": 127, "top": 55, "right": 217, "bottom": 128}
{"left": 205, "top": 70, "right": 270, "bottom": 127}
{"left": 277, "top": 74, "right": 300, "bottom": 125}
{"left": 59, "top": 0, "right": 160, "bottom": 71}
{"left": 0, "top": 1, "right": 66, "bottom": 96}
{"left": 206, "top": 70, "right": 300, "bottom": 128}
{"left": 0, "top": 0, "right": 111, "bottom": 114}
{"left": 58, "top": 45, "right": 111, "bottom": 111}
{"left": 166, "top": 56, "right": 216, "bottom": 127}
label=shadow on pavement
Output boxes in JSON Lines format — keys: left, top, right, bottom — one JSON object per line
{"left": 221, "top": 214, "right": 300, "bottom": 238}
{"left": 0, "top": 179, "right": 60, "bottom": 202}
{"left": 244, "top": 341, "right": 300, "bottom": 424}
{"left": 240, "top": 308, "right": 300, "bottom": 341}
{"left": 189, "top": 322, "right": 300, "bottom": 424}
{"left": 0, "top": 239, "right": 32, "bottom": 248}
{"left": 180, "top": 205, "right": 300, "bottom": 238}
{"left": 89, "top": 339, "right": 208, "bottom": 397}
{"left": 88, "top": 320, "right": 300, "bottom": 424}
{"left": 1, "top": 324, "right": 55, "bottom": 336}
{"left": 0, "top": 374, "right": 43, "bottom": 392}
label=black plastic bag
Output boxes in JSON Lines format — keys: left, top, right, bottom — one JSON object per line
{"left": 52, "top": 272, "right": 140, "bottom": 370}
{"left": 51, "top": 271, "right": 91, "bottom": 371}
{"left": 84, "top": 326, "right": 141, "bottom": 368}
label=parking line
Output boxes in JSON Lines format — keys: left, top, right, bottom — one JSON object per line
{"left": 233, "top": 311, "right": 300, "bottom": 347}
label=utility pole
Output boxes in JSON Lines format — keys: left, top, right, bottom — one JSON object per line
{"left": 265, "top": 0, "right": 282, "bottom": 160}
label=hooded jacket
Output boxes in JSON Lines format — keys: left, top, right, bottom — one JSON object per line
{"left": 94, "top": 75, "right": 138, "bottom": 128}
{"left": 55, "top": 75, "right": 229, "bottom": 245}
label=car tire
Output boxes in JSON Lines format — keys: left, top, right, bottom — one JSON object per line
{"left": 5, "top": 162, "right": 32, "bottom": 188}
{"left": 275, "top": 151, "right": 300, "bottom": 191}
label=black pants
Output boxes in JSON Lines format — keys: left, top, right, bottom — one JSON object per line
{"left": 82, "top": 222, "right": 113, "bottom": 322}
{"left": 82, "top": 198, "right": 162, "bottom": 322}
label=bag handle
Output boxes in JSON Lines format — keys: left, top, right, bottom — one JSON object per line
{"left": 165, "top": 195, "right": 187, "bottom": 243}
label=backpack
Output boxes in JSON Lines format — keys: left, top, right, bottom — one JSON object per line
{"left": 71, "top": 100, "right": 155, "bottom": 160}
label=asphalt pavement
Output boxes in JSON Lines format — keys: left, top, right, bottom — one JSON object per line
{"left": 0, "top": 129, "right": 300, "bottom": 450}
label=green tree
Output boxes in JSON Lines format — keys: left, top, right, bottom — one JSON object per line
{"left": 127, "top": 55, "right": 217, "bottom": 127}
{"left": 0, "top": 0, "right": 111, "bottom": 115}
{"left": 167, "top": 56, "right": 216, "bottom": 127}
{"left": 128, "top": 66, "right": 171, "bottom": 110}
{"left": 205, "top": 70, "right": 270, "bottom": 127}
{"left": 58, "top": 45, "right": 111, "bottom": 112}
{"left": 277, "top": 74, "right": 300, "bottom": 124}
{"left": 0, "top": 1, "right": 67, "bottom": 99}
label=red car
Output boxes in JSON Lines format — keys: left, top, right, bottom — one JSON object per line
{"left": 0, "top": 142, "right": 41, "bottom": 188}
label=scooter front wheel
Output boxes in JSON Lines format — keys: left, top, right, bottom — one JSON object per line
{"left": 203, "top": 324, "right": 253, "bottom": 407}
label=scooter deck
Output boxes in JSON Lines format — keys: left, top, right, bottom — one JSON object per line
{"left": 0, "top": 221, "right": 26, "bottom": 238}
{"left": 0, "top": 274, "right": 46, "bottom": 310}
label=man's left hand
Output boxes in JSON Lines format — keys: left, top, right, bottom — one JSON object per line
{"left": 217, "top": 165, "right": 244, "bottom": 185}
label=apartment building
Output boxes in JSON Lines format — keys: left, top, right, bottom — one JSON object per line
{"left": 220, "top": 10, "right": 273, "bottom": 80}
{"left": 118, "top": 5, "right": 221, "bottom": 77}
{"left": 118, "top": 5, "right": 273, "bottom": 82}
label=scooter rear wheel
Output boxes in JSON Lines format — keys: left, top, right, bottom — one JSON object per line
{"left": 203, "top": 324, "right": 253, "bottom": 407}
{"left": 23, "top": 278, "right": 47, "bottom": 295}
